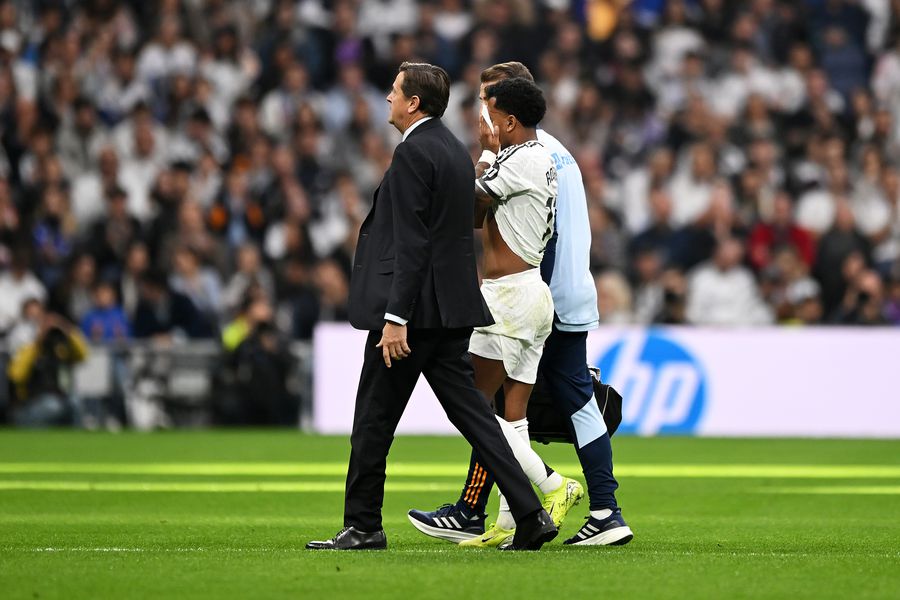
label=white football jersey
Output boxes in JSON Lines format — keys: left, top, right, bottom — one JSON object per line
{"left": 476, "top": 140, "right": 558, "bottom": 267}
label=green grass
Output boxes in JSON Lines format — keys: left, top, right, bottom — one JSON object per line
{"left": 0, "top": 432, "right": 898, "bottom": 599}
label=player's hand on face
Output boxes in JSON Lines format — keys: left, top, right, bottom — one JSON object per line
{"left": 376, "top": 322, "right": 411, "bottom": 368}
{"left": 479, "top": 114, "right": 500, "bottom": 154}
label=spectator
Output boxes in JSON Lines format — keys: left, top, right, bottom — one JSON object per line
{"left": 814, "top": 202, "right": 871, "bottom": 313}
{"left": 7, "top": 312, "right": 88, "bottom": 427}
{"left": 80, "top": 280, "right": 131, "bottom": 343}
{"left": 272, "top": 256, "right": 317, "bottom": 340}
{"left": 159, "top": 198, "right": 227, "bottom": 275}
{"left": 0, "top": 0, "right": 897, "bottom": 377}
{"left": 595, "top": 270, "right": 634, "bottom": 324}
{"left": 169, "top": 245, "right": 224, "bottom": 324}
{"left": 820, "top": 26, "right": 867, "bottom": 101}
{"left": 71, "top": 145, "right": 121, "bottom": 227}
{"left": 222, "top": 291, "right": 269, "bottom": 354}
{"left": 136, "top": 15, "right": 197, "bottom": 86}
{"left": 207, "top": 165, "right": 268, "bottom": 247}
{"left": 0, "top": 248, "right": 46, "bottom": 334}
{"left": 119, "top": 121, "right": 165, "bottom": 221}
{"left": 7, "top": 297, "right": 44, "bottom": 354}
{"left": 655, "top": 268, "right": 689, "bottom": 325}
{"left": 199, "top": 25, "right": 260, "bottom": 111}
{"left": 686, "top": 237, "right": 773, "bottom": 325}
{"left": 0, "top": 177, "right": 19, "bottom": 254}
{"left": 132, "top": 269, "right": 214, "bottom": 340}
{"left": 588, "top": 203, "right": 628, "bottom": 273}
{"left": 748, "top": 190, "right": 816, "bottom": 272}
{"left": 631, "top": 247, "right": 666, "bottom": 324}
{"left": 121, "top": 240, "right": 149, "bottom": 321}
{"left": 796, "top": 163, "right": 851, "bottom": 236}
{"left": 223, "top": 242, "right": 275, "bottom": 316}
{"left": 312, "top": 258, "right": 349, "bottom": 323}
{"left": 783, "top": 278, "right": 824, "bottom": 326}
{"left": 830, "top": 269, "right": 887, "bottom": 325}
{"left": 220, "top": 296, "right": 295, "bottom": 426}
{"left": 86, "top": 186, "right": 143, "bottom": 277}
{"left": 49, "top": 252, "right": 96, "bottom": 324}
{"left": 95, "top": 46, "right": 151, "bottom": 125}
{"left": 260, "top": 62, "right": 322, "bottom": 141}
{"left": 617, "top": 147, "right": 675, "bottom": 235}
{"left": 670, "top": 142, "right": 717, "bottom": 227}
{"left": 32, "top": 185, "right": 75, "bottom": 287}
{"left": 630, "top": 186, "right": 677, "bottom": 263}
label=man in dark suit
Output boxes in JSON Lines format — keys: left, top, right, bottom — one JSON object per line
{"left": 307, "top": 62, "right": 556, "bottom": 551}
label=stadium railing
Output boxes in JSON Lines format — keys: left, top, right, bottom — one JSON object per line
{"left": 0, "top": 340, "right": 313, "bottom": 430}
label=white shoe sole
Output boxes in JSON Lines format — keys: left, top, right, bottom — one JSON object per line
{"left": 407, "top": 514, "right": 480, "bottom": 543}
{"left": 567, "top": 525, "right": 634, "bottom": 546}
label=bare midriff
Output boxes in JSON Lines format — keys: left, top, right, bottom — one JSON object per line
{"left": 481, "top": 211, "right": 534, "bottom": 280}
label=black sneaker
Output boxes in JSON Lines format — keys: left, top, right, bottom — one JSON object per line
{"left": 407, "top": 503, "right": 486, "bottom": 543}
{"left": 563, "top": 508, "right": 633, "bottom": 546}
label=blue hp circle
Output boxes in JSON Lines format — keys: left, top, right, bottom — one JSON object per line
{"left": 595, "top": 330, "right": 707, "bottom": 435}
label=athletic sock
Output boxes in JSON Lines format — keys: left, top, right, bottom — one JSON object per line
{"left": 496, "top": 493, "right": 516, "bottom": 529}
{"left": 590, "top": 508, "right": 613, "bottom": 520}
{"left": 508, "top": 417, "right": 563, "bottom": 494}
{"left": 456, "top": 450, "right": 493, "bottom": 515}
{"left": 495, "top": 416, "right": 557, "bottom": 492}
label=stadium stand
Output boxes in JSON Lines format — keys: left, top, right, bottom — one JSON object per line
{"left": 2, "top": 0, "right": 900, "bottom": 426}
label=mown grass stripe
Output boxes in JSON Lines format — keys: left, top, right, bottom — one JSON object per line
{"left": 0, "top": 481, "right": 460, "bottom": 493}
{"left": 1, "top": 463, "right": 899, "bottom": 478}
{"left": 3, "top": 480, "right": 900, "bottom": 495}
{"left": 3, "top": 547, "right": 899, "bottom": 559}
{"left": 763, "top": 486, "right": 900, "bottom": 495}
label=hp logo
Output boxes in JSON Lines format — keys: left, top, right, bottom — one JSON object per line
{"left": 595, "top": 330, "right": 706, "bottom": 435}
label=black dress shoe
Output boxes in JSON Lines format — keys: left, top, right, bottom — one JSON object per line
{"left": 306, "top": 526, "right": 387, "bottom": 550}
{"left": 501, "top": 509, "right": 557, "bottom": 551}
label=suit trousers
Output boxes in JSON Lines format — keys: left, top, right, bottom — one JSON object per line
{"left": 343, "top": 327, "right": 542, "bottom": 531}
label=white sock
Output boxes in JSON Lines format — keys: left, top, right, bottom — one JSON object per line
{"left": 511, "top": 418, "right": 563, "bottom": 494}
{"left": 496, "top": 492, "right": 516, "bottom": 529}
{"left": 590, "top": 508, "right": 613, "bottom": 520}
{"left": 496, "top": 416, "right": 563, "bottom": 495}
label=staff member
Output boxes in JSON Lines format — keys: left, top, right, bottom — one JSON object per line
{"left": 306, "top": 62, "right": 556, "bottom": 552}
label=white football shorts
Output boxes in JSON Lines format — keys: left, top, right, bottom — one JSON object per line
{"left": 468, "top": 268, "right": 554, "bottom": 384}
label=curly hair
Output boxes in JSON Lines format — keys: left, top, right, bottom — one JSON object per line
{"left": 484, "top": 77, "right": 546, "bottom": 128}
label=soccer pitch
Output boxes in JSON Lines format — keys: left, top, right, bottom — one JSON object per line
{"left": 0, "top": 432, "right": 898, "bottom": 599}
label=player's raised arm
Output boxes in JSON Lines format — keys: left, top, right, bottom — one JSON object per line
{"left": 474, "top": 100, "right": 501, "bottom": 228}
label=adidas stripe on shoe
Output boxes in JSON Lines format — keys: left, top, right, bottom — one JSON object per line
{"left": 407, "top": 503, "right": 486, "bottom": 543}
{"left": 563, "top": 508, "right": 634, "bottom": 546}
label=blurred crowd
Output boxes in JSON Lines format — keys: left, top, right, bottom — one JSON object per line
{"left": 1, "top": 0, "right": 900, "bottom": 419}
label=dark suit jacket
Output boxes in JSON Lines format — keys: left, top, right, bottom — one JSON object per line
{"left": 349, "top": 118, "right": 493, "bottom": 331}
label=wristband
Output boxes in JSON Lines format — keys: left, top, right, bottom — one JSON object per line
{"left": 479, "top": 150, "right": 497, "bottom": 165}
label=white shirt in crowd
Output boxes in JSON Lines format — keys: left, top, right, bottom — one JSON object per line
{"left": 136, "top": 41, "right": 197, "bottom": 82}
{"left": 851, "top": 180, "right": 892, "bottom": 237}
{"left": 796, "top": 189, "right": 837, "bottom": 235}
{"left": 686, "top": 263, "right": 773, "bottom": 326}
{"left": 0, "top": 271, "right": 47, "bottom": 333}
{"left": 617, "top": 167, "right": 655, "bottom": 234}
{"left": 669, "top": 170, "right": 712, "bottom": 227}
